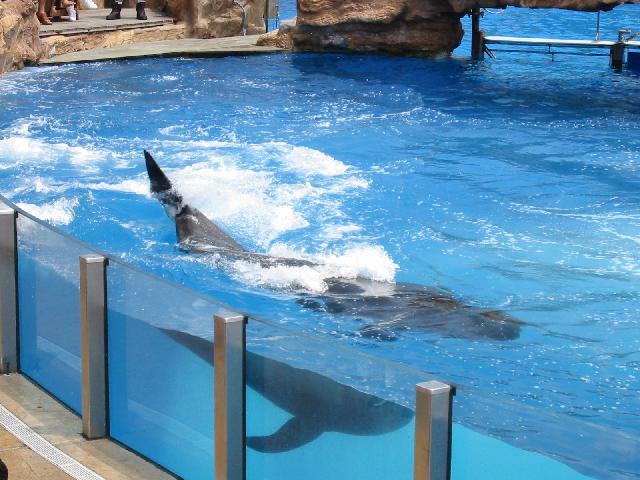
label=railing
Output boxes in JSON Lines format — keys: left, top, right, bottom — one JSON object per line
{"left": 0, "top": 197, "right": 456, "bottom": 480}
{"left": 1, "top": 195, "right": 638, "bottom": 480}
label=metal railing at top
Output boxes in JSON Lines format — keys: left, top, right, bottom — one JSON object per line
{"left": 0, "top": 198, "right": 455, "bottom": 480}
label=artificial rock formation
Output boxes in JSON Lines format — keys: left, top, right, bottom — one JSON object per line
{"left": 41, "top": 24, "right": 185, "bottom": 58}
{"left": 260, "top": 0, "right": 635, "bottom": 56}
{"left": 0, "top": 0, "right": 44, "bottom": 73}
{"left": 292, "top": 0, "right": 464, "bottom": 56}
{"left": 158, "top": 0, "right": 267, "bottom": 37}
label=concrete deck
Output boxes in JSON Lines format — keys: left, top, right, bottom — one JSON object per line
{"left": 39, "top": 35, "right": 284, "bottom": 64}
{"left": 0, "top": 425, "right": 73, "bottom": 479}
{"left": 0, "top": 374, "right": 176, "bottom": 480}
{"left": 39, "top": 8, "right": 174, "bottom": 38}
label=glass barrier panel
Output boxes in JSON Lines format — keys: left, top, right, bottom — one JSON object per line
{"left": 450, "top": 388, "right": 640, "bottom": 480}
{"left": 107, "top": 261, "right": 219, "bottom": 480}
{"left": 17, "top": 214, "right": 88, "bottom": 414}
{"left": 246, "top": 319, "right": 425, "bottom": 480}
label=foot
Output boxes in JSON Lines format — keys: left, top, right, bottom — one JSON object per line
{"left": 136, "top": 2, "right": 147, "bottom": 20}
{"left": 37, "top": 11, "right": 52, "bottom": 25}
{"left": 106, "top": 7, "right": 121, "bottom": 20}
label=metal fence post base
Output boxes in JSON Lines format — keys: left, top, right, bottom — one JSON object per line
{"left": 214, "top": 312, "right": 247, "bottom": 480}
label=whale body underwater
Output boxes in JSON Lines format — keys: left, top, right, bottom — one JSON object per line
{"left": 160, "top": 327, "right": 415, "bottom": 453}
{"left": 144, "top": 150, "right": 523, "bottom": 342}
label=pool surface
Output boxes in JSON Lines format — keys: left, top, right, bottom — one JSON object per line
{"left": 1, "top": 5, "right": 639, "bottom": 479}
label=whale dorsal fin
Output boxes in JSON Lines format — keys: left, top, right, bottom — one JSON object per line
{"left": 246, "top": 417, "right": 323, "bottom": 453}
{"left": 144, "top": 150, "right": 246, "bottom": 253}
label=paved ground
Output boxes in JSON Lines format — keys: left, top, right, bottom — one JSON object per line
{"left": 39, "top": 8, "right": 174, "bottom": 38}
{"left": 0, "top": 374, "right": 176, "bottom": 480}
{"left": 39, "top": 34, "right": 284, "bottom": 64}
{"left": 0, "top": 425, "right": 73, "bottom": 480}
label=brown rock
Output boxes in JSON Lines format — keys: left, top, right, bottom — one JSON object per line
{"left": 256, "top": 19, "right": 294, "bottom": 49}
{"left": 0, "top": 0, "right": 44, "bottom": 73}
{"left": 278, "top": 0, "right": 634, "bottom": 57}
{"left": 293, "top": 0, "right": 464, "bottom": 56}
{"left": 41, "top": 24, "right": 185, "bottom": 58}
{"left": 164, "top": 0, "right": 267, "bottom": 38}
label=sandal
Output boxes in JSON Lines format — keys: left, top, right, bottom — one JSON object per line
{"left": 37, "top": 12, "right": 53, "bottom": 25}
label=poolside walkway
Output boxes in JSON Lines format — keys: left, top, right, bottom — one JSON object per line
{"left": 0, "top": 374, "right": 176, "bottom": 480}
{"left": 0, "top": 424, "right": 73, "bottom": 480}
{"left": 39, "top": 34, "right": 284, "bottom": 64}
{"left": 39, "top": 8, "right": 174, "bottom": 38}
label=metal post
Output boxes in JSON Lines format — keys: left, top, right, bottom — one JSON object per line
{"left": 610, "top": 43, "right": 625, "bottom": 70}
{"left": 0, "top": 209, "right": 18, "bottom": 374}
{"left": 414, "top": 381, "right": 454, "bottom": 480}
{"left": 214, "top": 312, "right": 247, "bottom": 480}
{"left": 471, "top": 8, "right": 484, "bottom": 61}
{"left": 611, "top": 29, "right": 630, "bottom": 70}
{"left": 80, "top": 254, "right": 108, "bottom": 440}
{"left": 264, "top": 0, "right": 270, "bottom": 33}
{"left": 594, "top": 11, "right": 601, "bottom": 41}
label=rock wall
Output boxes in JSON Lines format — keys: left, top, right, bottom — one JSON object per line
{"left": 268, "top": 0, "right": 465, "bottom": 56}
{"left": 0, "top": 0, "right": 44, "bottom": 74}
{"left": 41, "top": 24, "right": 185, "bottom": 58}
{"left": 159, "top": 0, "right": 267, "bottom": 37}
{"left": 261, "top": 0, "right": 634, "bottom": 56}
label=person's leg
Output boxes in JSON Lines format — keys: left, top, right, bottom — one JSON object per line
{"left": 37, "top": 0, "right": 53, "bottom": 25}
{"left": 136, "top": 0, "right": 147, "bottom": 20}
{"left": 106, "top": 0, "right": 122, "bottom": 19}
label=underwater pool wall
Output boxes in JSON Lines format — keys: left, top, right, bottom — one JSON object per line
{"left": 0, "top": 194, "right": 635, "bottom": 480}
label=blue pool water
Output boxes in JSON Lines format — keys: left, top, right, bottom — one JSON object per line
{"left": 1, "top": 5, "right": 640, "bottom": 479}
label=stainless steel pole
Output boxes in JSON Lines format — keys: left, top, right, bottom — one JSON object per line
{"left": 80, "top": 254, "right": 108, "bottom": 440}
{"left": 414, "top": 381, "right": 454, "bottom": 480}
{"left": 214, "top": 312, "right": 247, "bottom": 480}
{"left": 0, "top": 209, "right": 18, "bottom": 374}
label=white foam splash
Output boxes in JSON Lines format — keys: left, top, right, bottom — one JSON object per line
{"left": 0, "top": 129, "right": 390, "bottom": 291}
{"left": 171, "top": 161, "right": 310, "bottom": 246}
{"left": 17, "top": 197, "right": 79, "bottom": 226}
{"left": 87, "top": 178, "right": 151, "bottom": 196}
{"left": 0, "top": 136, "right": 107, "bottom": 173}
{"left": 320, "top": 224, "right": 363, "bottom": 240}
{"left": 230, "top": 261, "right": 328, "bottom": 292}
{"left": 279, "top": 146, "right": 349, "bottom": 176}
{"left": 0, "top": 136, "right": 47, "bottom": 160}
{"left": 228, "top": 244, "right": 398, "bottom": 293}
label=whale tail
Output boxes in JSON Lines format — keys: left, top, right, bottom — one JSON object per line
{"left": 144, "top": 150, "right": 184, "bottom": 219}
{"left": 144, "top": 150, "right": 246, "bottom": 253}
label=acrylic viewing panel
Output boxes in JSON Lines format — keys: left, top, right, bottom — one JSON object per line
{"left": 107, "top": 261, "right": 219, "bottom": 480}
{"left": 245, "top": 319, "right": 421, "bottom": 480}
{"left": 450, "top": 388, "right": 639, "bottom": 480}
{"left": 17, "top": 214, "right": 88, "bottom": 414}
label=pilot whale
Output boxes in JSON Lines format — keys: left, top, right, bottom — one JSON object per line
{"left": 144, "top": 150, "right": 523, "bottom": 341}
{"left": 161, "top": 327, "right": 415, "bottom": 453}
